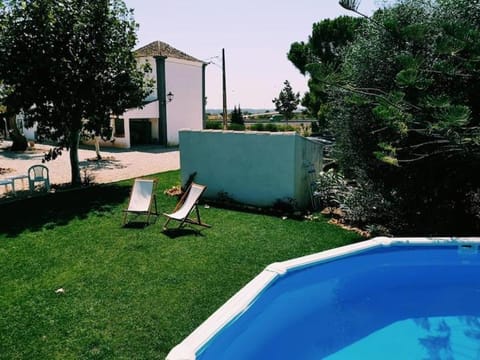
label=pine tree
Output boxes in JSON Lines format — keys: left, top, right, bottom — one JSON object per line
{"left": 231, "top": 105, "right": 244, "bottom": 125}
{"left": 272, "top": 81, "right": 300, "bottom": 124}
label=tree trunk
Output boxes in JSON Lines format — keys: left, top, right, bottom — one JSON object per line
{"left": 69, "top": 130, "right": 82, "bottom": 186}
{"left": 94, "top": 136, "right": 102, "bottom": 160}
{"left": 7, "top": 114, "right": 28, "bottom": 151}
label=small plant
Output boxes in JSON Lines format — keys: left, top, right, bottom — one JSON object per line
{"left": 81, "top": 168, "right": 95, "bottom": 187}
{"left": 299, "top": 123, "right": 311, "bottom": 137}
{"left": 314, "top": 169, "right": 351, "bottom": 209}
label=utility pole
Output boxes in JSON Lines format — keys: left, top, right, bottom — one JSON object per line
{"left": 222, "top": 48, "right": 227, "bottom": 130}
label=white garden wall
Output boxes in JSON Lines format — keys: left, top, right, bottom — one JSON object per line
{"left": 179, "top": 130, "right": 323, "bottom": 209}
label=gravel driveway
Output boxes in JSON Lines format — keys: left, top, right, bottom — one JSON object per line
{"left": 0, "top": 140, "right": 179, "bottom": 193}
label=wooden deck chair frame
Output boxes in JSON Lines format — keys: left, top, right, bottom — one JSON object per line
{"left": 163, "top": 182, "right": 210, "bottom": 230}
{"left": 123, "top": 178, "right": 159, "bottom": 226}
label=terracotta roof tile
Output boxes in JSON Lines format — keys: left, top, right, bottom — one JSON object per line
{"left": 135, "top": 41, "right": 202, "bottom": 63}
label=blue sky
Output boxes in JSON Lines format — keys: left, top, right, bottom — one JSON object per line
{"left": 123, "top": 0, "right": 381, "bottom": 109}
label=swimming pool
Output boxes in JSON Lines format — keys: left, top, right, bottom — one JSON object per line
{"left": 167, "top": 237, "right": 480, "bottom": 359}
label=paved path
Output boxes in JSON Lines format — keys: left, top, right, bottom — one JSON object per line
{"left": 0, "top": 140, "right": 179, "bottom": 193}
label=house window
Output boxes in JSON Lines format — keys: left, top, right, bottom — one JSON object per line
{"left": 114, "top": 117, "right": 125, "bottom": 138}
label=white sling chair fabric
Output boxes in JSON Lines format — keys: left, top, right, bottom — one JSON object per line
{"left": 128, "top": 179, "right": 155, "bottom": 212}
{"left": 163, "top": 182, "right": 210, "bottom": 230}
{"left": 123, "top": 178, "right": 158, "bottom": 226}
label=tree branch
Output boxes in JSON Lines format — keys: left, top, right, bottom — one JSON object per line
{"left": 397, "top": 139, "right": 452, "bottom": 151}
{"left": 397, "top": 147, "right": 464, "bottom": 163}
{"left": 338, "top": 83, "right": 422, "bottom": 111}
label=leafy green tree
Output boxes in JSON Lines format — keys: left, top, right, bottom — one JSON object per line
{"left": 0, "top": 0, "right": 152, "bottom": 185}
{"left": 0, "top": 6, "right": 28, "bottom": 151}
{"left": 0, "top": 85, "right": 27, "bottom": 150}
{"left": 288, "top": 16, "right": 364, "bottom": 120}
{"left": 320, "top": 0, "right": 480, "bottom": 233}
{"left": 272, "top": 80, "right": 300, "bottom": 124}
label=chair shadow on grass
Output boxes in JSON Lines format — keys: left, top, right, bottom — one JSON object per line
{"left": 0, "top": 184, "right": 131, "bottom": 237}
{"left": 122, "top": 221, "right": 152, "bottom": 229}
{"left": 122, "top": 216, "right": 158, "bottom": 229}
{"left": 162, "top": 228, "right": 206, "bottom": 239}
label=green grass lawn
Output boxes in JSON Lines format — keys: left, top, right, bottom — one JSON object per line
{"left": 0, "top": 170, "right": 362, "bottom": 359}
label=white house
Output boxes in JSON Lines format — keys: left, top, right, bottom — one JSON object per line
{"left": 109, "top": 41, "right": 207, "bottom": 148}
{"left": 15, "top": 41, "right": 206, "bottom": 148}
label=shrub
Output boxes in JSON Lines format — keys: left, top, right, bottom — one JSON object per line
{"left": 249, "top": 123, "right": 265, "bottom": 131}
{"left": 314, "top": 0, "right": 480, "bottom": 234}
{"left": 315, "top": 169, "right": 398, "bottom": 233}
{"left": 277, "top": 124, "right": 295, "bottom": 132}
{"left": 206, "top": 121, "right": 222, "bottom": 129}
{"left": 314, "top": 170, "right": 351, "bottom": 209}
{"left": 264, "top": 123, "right": 278, "bottom": 132}
{"left": 341, "top": 182, "right": 397, "bottom": 231}
{"left": 227, "top": 123, "right": 245, "bottom": 131}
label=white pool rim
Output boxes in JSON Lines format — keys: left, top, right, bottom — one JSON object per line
{"left": 166, "top": 236, "right": 480, "bottom": 360}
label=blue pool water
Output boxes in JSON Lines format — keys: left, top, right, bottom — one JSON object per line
{"left": 198, "top": 246, "right": 480, "bottom": 359}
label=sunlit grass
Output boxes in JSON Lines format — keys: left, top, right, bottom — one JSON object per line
{"left": 0, "top": 170, "right": 362, "bottom": 359}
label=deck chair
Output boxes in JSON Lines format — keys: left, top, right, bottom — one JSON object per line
{"left": 123, "top": 178, "right": 158, "bottom": 226}
{"left": 163, "top": 182, "right": 210, "bottom": 230}
{"left": 28, "top": 165, "right": 50, "bottom": 192}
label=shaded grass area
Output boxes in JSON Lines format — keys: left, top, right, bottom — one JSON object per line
{"left": 0, "top": 170, "right": 362, "bottom": 359}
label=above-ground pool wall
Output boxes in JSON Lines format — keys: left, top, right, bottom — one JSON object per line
{"left": 179, "top": 130, "right": 323, "bottom": 209}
